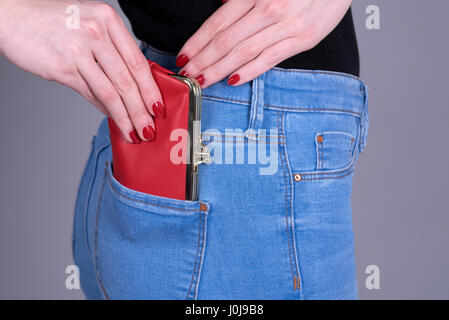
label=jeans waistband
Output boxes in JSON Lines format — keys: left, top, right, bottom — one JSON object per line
{"left": 140, "top": 41, "right": 369, "bottom": 150}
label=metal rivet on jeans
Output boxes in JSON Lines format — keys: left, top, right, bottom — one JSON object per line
{"left": 294, "top": 174, "right": 302, "bottom": 182}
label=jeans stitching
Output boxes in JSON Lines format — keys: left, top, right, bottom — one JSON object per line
{"left": 105, "top": 163, "right": 201, "bottom": 212}
{"left": 186, "top": 210, "right": 203, "bottom": 299}
{"left": 281, "top": 112, "right": 302, "bottom": 293}
{"left": 194, "top": 211, "right": 207, "bottom": 299}
{"left": 270, "top": 67, "right": 362, "bottom": 82}
{"left": 83, "top": 143, "right": 109, "bottom": 260}
{"left": 318, "top": 138, "right": 323, "bottom": 170}
{"left": 203, "top": 133, "right": 280, "bottom": 138}
{"left": 265, "top": 105, "right": 362, "bottom": 117}
{"left": 202, "top": 94, "right": 363, "bottom": 117}
{"left": 278, "top": 111, "right": 300, "bottom": 291}
{"left": 202, "top": 139, "right": 284, "bottom": 145}
{"left": 300, "top": 169, "right": 354, "bottom": 181}
{"left": 202, "top": 95, "right": 250, "bottom": 106}
{"left": 320, "top": 140, "right": 323, "bottom": 169}
{"left": 93, "top": 170, "right": 110, "bottom": 300}
{"left": 249, "top": 77, "right": 259, "bottom": 130}
{"left": 297, "top": 125, "right": 361, "bottom": 180}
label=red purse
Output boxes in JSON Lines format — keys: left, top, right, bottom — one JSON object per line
{"left": 107, "top": 60, "right": 210, "bottom": 201}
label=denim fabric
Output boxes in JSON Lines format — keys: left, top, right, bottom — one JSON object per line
{"left": 72, "top": 41, "right": 369, "bottom": 300}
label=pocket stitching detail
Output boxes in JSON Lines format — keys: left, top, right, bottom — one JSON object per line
{"left": 314, "top": 131, "right": 356, "bottom": 172}
{"left": 278, "top": 111, "right": 303, "bottom": 293}
{"left": 104, "top": 163, "right": 202, "bottom": 212}
{"left": 93, "top": 170, "right": 110, "bottom": 300}
{"left": 83, "top": 139, "right": 109, "bottom": 258}
{"left": 186, "top": 210, "right": 206, "bottom": 300}
{"left": 94, "top": 167, "right": 208, "bottom": 300}
{"left": 299, "top": 168, "right": 354, "bottom": 181}
{"left": 295, "top": 128, "right": 359, "bottom": 181}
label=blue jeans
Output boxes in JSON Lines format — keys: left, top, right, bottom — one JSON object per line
{"left": 72, "top": 42, "right": 369, "bottom": 300}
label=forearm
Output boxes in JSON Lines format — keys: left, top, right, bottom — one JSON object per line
{"left": 0, "top": 0, "right": 164, "bottom": 144}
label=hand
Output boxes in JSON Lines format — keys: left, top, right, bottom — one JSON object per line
{"left": 176, "top": 0, "right": 352, "bottom": 88}
{"left": 0, "top": 0, "right": 164, "bottom": 143}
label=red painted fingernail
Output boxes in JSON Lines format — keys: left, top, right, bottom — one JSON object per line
{"left": 143, "top": 125, "right": 156, "bottom": 141}
{"left": 227, "top": 74, "right": 240, "bottom": 85}
{"left": 129, "top": 130, "right": 141, "bottom": 144}
{"left": 195, "top": 74, "right": 205, "bottom": 86}
{"left": 179, "top": 70, "right": 190, "bottom": 77}
{"left": 176, "top": 54, "right": 189, "bottom": 67}
{"left": 152, "top": 101, "right": 166, "bottom": 119}
{"left": 222, "top": 0, "right": 228, "bottom": 3}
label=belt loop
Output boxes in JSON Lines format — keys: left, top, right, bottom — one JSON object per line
{"left": 244, "top": 72, "right": 265, "bottom": 141}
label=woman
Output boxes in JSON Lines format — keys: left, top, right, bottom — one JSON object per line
{"left": 0, "top": 0, "right": 369, "bottom": 299}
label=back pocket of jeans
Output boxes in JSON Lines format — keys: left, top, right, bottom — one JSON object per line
{"left": 94, "top": 161, "right": 209, "bottom": 300}
{"left": 315, "top": 131, "right": 356, "bottom": 171}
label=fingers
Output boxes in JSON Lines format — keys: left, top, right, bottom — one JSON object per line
{"left": 227, "top": 37, "right": 305, "bottom": 85}
{"left": 175, "top": 0, "right": 255, "bottom": 68}
{"left": 106, "top": 10, "right": 165, "bottom": 120}
{"left": 77, "top": 55, "right": 137, "bottom": 144}
{"left": 92, "top": 39, "right": 156, "bottom": 142}
{"left": 70, "top": 74, "right": 110, "bottom": 117}
{"left": 188, "top": 21, "right": 291, "bottom": 88}
{"left": 76, "top": 4, "right": 162, "bottom": 143}
{"left": 179, "top": 7, "right": 278, "bottom": 80}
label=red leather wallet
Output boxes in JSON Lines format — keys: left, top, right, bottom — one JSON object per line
{"left": 108, "top": 60, "right": 209, "bottom": 201}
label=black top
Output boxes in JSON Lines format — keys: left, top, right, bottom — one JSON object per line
{"left": 118, "top": 1, "right": 360, "bottom": 77}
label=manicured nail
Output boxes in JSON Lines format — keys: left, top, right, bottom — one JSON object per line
{"left": 143, "top": 125, "right": 156, "bottom": 141}
{"left": 222, "top": 0, "right": 228, "bottom": 3}
{"left": 227, "top": 74, "right": 240, "bottom": 85}
{"left": 129, "top": 130, "right": 141, "bottom": 144}
{"left": 195, "top": 74, "right": 205, "bottom": 86}
{"left": 176, "top": 54, "right": 189, "bottom": 67}
{"left": 179, "top": 70, "right": 190, "bottom": 77}
{"left": 152, "top": 101, "right": 166, "bottom": 119}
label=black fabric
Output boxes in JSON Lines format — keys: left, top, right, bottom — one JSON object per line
{"left": 118, "top": 0, "right": 360, "bottom": 76}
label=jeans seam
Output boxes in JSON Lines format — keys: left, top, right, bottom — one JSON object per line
{"left": 202, "top": 95, "right": 250, "bottom": 106}
{"left": 203, "top": 133, "right": 280, "bottom": 138}
{"left": 281, "top": 112, "right": 303, "bottom": 294}
{"left": 297, "top": 117, "right": 362, "bottom": 180}
{"left": 316, "top": 136, "right": 324, "bottom": 170}
{"left": 248, "top": 76, "right": 259, "bottom": 131}
{"left": 270, "top": 67, "right": 363, "bottom": 82}
{"left": 186, "top": 210, "right": 204, "bottom": 299}
{"left": 83, "top": 142, "right": 109, "bottom": 260}
{"left": 202, "top": 95, "right": 363, "bottom": 118}
{"left": 202, "top": 139, "right": 284, "bottom": 145}
{"left": 194, "top": 211, "right": 207, "bottom": 299}
{"left": 93, "top": 169, "right": 110, "bottom": 300}
{"left": 265, "top": 105, "right": 362, "bottom": 117}
{"left": 278, "top": 111, "right": 302, "bottom": 293}
{"left": 300, "top": 168, "right": 354, "bottom": 181}
{"left": 105, "top": 163, "right": 202, "bottom": 212}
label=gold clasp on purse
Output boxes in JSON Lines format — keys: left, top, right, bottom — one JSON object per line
{"left": 194, "top": 143, "right": 211, "bottom": 166}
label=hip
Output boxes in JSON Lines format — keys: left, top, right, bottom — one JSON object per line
{"left": 71, "top": 41, "right": 370, "bottom": 299}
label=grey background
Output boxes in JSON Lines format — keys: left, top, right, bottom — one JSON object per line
{"left": 0, "top": 0, "right": 447, "bottom": 299}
